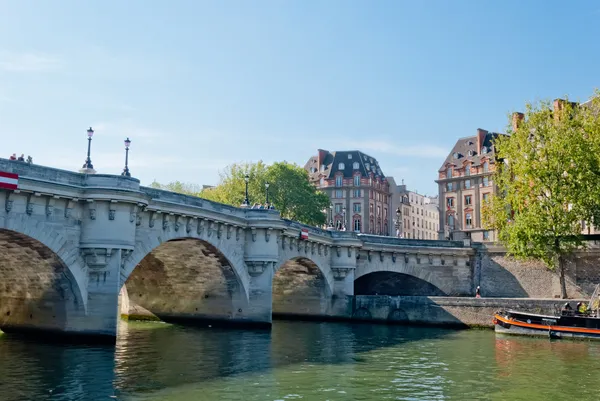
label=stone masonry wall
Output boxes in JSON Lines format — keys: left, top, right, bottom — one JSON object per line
{"left": 0, "top": 230, "right": 82, "bottom": 332}
{"left": 272, "top": 258, "right": 329, "bottom": 317}
{"left": 354, "top": 296, "right": 586, "bottom": 328}
{"left": 124, "top": 239, "right": 243, "bottom": 322}
{"left": 478, "top": 246, "right": 594, "bottom": 299}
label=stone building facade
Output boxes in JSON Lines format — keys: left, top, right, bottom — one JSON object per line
{"left": 305, "top": 149, "right": 392, "bottom": 235}
{"left": 391, "top": 183, "right": 439, "bottom": 239}
{"left": 435, "top": 129, "right": 504, "bottom": 242}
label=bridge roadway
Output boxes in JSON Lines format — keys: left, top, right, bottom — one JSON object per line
{"left": 0, "top": 159, "right": 474, "bottom": 342}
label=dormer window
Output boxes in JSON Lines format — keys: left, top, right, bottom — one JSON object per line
{"left": 320, "top": 165, "right": 325, "bottom": 172}
{"left": 365, "top": 163, "right": 370, "bottom": 170}
{"left": 310, "top": 167, "right": 317, "bottom": 173}
{"left": 348, "top": 154, "right": 352, "bottom": 159}
{"left": 338, "top": 163, "right": 345, "bottom": 170}
{"left": 453, "top": 152, "right": 459, "bottom": 159}
{"left": 481, "top": 146, "right": 488, "bottom": 154}
{"left": 467, "top": 150, "right": 475, "bottom": 156}
{"left": 353, "top": 162, "right": 359, "bottom": 169}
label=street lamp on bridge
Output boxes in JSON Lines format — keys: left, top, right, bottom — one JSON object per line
{"left": 241, "top": 174, "right": 250, "bottom": 207}
{"left": 80, "top": 127, "right": 96, "bottom": 174}
{"left": 122, "top": 137, "right": 131, "bottom": 177}
{"left": 265, "top": 181, "right": 270, "bottom": 207}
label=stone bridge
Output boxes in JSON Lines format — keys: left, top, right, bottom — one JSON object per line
{"left": 0, "top": 159, "right": 474, "bottom": 342}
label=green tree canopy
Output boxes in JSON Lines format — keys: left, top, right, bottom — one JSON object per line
{"left": 483, "top": 93, "right": 600, "bottom": 298}
{"left": 149, "top": 180, "right": 202, "bottom": 196}
{"left": 151, "top": 161, "right": 330, "bottom": 226}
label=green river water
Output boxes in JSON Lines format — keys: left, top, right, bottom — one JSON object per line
{"left": 1, "top": 320, "right": 600, "bottom": 400}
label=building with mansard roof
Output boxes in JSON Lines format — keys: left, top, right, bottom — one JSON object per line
{"left": 304, "top": 149, "right": 392, "bottom": 235}
{"left": 435, "top": 129, "right": 505, "bottom": 242}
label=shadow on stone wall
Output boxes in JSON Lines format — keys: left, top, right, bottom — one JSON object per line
{"left": 354, "top": 272, "right": 446, "bottom": 296}
{"left": 0, "top": 229, "right": 83, "bottom": 336}
{"left": 272, "top": 257, "right": 330, "bottom": 319}
{"left": 480, "top": 250, "right": 587, "bottom": 299}
{"left": 124, "top": 238, "right": 245, "bottom": 324}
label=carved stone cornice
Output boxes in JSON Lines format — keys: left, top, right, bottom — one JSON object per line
{"left": 245, "top": 260, "right": 275, "bottom": 277}
{"left": 331, "top": 267, "right": 354, "bottom": 280}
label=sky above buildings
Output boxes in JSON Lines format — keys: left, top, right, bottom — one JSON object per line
{"left": 0, "top": 0, "right": 599, "bottom": 196}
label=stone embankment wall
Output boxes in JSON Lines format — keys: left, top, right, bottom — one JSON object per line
{"left": 477, "top": 245, "right": 599, "bottom": 299}
{"left": 353, "top": 296, "right": 587, "bottom": 328}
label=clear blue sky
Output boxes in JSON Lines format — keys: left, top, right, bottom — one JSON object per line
{"left": 1, "top": 0, "right": 598, "bottom": 196}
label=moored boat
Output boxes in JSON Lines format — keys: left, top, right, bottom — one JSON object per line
{"left": 493, "top": 284, "right": 600, "bottom": 340}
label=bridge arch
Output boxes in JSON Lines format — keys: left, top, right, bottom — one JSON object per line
{"left": 354, "top": 264, "right": 450, "bottom": 296}
{"left": 122, "top": 230, "right": 249, "bottom": 323}
{"left": 273, "top": 256, "right": 332, "bottom": 318}
{"left": 0, "top": 228, "right": 86, "bottom": 333}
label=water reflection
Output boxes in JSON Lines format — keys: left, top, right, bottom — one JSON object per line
{"left": 2, "top": 322, "right": 600, "bottom": 400}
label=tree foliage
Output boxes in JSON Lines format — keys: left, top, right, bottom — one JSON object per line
{"left": 482, "top": 93, "right": 600, "bottom": 298}
{"left": 201, "top": 161, "right": 330, "bottom": 226}
{"left": 151, "top": 161, "right": 330, "bottom": 227}
{"left": 149, "top": 180, "right": 202, "bottom": 196}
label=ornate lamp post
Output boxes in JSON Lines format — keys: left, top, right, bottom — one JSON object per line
{"left": 241, "top": 174, "right": 250, "bottom": 207}
{"left": 395, "top": 206, "right": 402, "bottom": 238}
{"left": 265, "top": 181, "right": 270, "bottom": 207}
{"left": 328, "top": 204, "right": 334, "bottom": 229}
{"left": 80, "top": 127, "right": 95, "bottom": 173}
{"left": 122, "top": 137, "right": 131, "bottom": 177}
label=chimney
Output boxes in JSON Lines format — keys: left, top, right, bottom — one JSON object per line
{"left": 317, "top": 149, "right": 328, "bottom": 169}
{"left": 512, "top": 112, "right": 524, "bottom": 132}
{"left": 553, "top": 98, "right": 565, "bottom": 115}
{"left": 476, "top": 128, "right": 488, "bottom": 153}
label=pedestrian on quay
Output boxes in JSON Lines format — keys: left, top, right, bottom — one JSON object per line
{"left": 17, "top": 154, "right": 25, "bottom": 161}
{"left": 9, "top": 153, "right": 16, "bottom": 160}
{"left": 475, "top": 286, "right": 481, "bottom": 298}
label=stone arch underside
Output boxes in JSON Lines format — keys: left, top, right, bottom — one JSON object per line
{"left": 354, "top": 271, "right": 447, "bottom": 296}
{"left": 0, "top": 229, "right": 85, "bottom": 333}
{"left": 123, "top": 238, "right": 248, "bottom": 324}
{"left": 273, "top": 257, "right": 331, "bottom": 318}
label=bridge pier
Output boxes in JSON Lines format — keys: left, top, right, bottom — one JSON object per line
{"left": 78, "top": 248, "right": 123, "bottom": 341}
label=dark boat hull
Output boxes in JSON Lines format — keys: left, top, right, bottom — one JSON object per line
{"left": 494, "top": 310, "right": 600, "bottom": 340}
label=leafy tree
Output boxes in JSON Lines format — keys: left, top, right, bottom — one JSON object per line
{"left": 149, "top": 180, "right": 202, "bottom": 196}
{"left": 151, "top": 162, "right": 330, "bottom": 226}
{"left": 483, "top": 94, "right": 600, "bottom": 298}
{"left": 200, "top": 161, "right": 330, "bottom": 226}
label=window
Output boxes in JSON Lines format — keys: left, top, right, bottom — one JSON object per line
{"left": 338, "top": 163, "right": 345, "bottom": 170}
{"left": 483, "top": 162, "right": 489, "bottom": 173}
{"left": 446, "top": 167, "right": 452, "bottom": 179}
{"left": 465, "top": 180, "right": 471, "bottom": 189}
{"left": 448, "top": 215, "right": 455, "bottom": 228}
{"left": 465, "top": 195, "right": 472, "bottom": 205}
{"left": 336, "top": 175, "right": 342, "bottom": 187}
{"left": 482, "top": 146, "right": 488, "bottom": 154}
{"left": 466, "top": 213, "right": 472, "bottom": 227}
{"left": 453, "top": 152, "right": 459, "bottom": 159}
{"left": 483, "top": 193, "right": 489, "bottom": 203}
{"left": 483, "top": 231, "right": 490, "bottom": 240}
{"left": 483, "top": 176, "right": 489, "bottom": 187}
{"left": 365, "top": 163, "right": 370, "bottom": 170}
{"left": 354, "top": 175, "right": 360, "bottom": 186}
{"left": 353, "top": 203, "right": 361, "bottom": 213}
{"left": 354, "top": 218, "right": 361, "bottom": 232}
{"left": 369, "top": 204, "right": 373, "bottom": 213}
{"left": 335, "top": 204, "right": 342, "bottom": 213}
{"left": 377, "top": 206, "right": 381, "bottom": 216}
{"left": 465, "top": 165, "right": 471, "bottom": 176}
{"left": 467, "top": 150, "right": 474, "bottom": 156}
{"left": 353, "top": 189, "right": 361, "bottom": 198}
{"left": 446, "top": 182, "right": 453, "bottom": 191}
{"left": 353, "top": 162, "right": 359, "bottom": 169}
{"left": 335, "top": 189, "right": 342, "bottom": 198}
{"left": 417, "top": 218, "right": 420, "bottom": 227}
{"left": 348, "top": 154, "right": 352, "bottom": 159}
{"left": 417, "top": 230, "right": 420, "bottom": 239}
{"left": 447, "top": 198, "right": 454, "bottom": 207}
{"left": 319, "top": 177, "right": 324, "bottom": 186}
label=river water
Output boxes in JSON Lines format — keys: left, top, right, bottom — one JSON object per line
{"left": 1, "top": 320, "right": 600, "bottom": 401}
